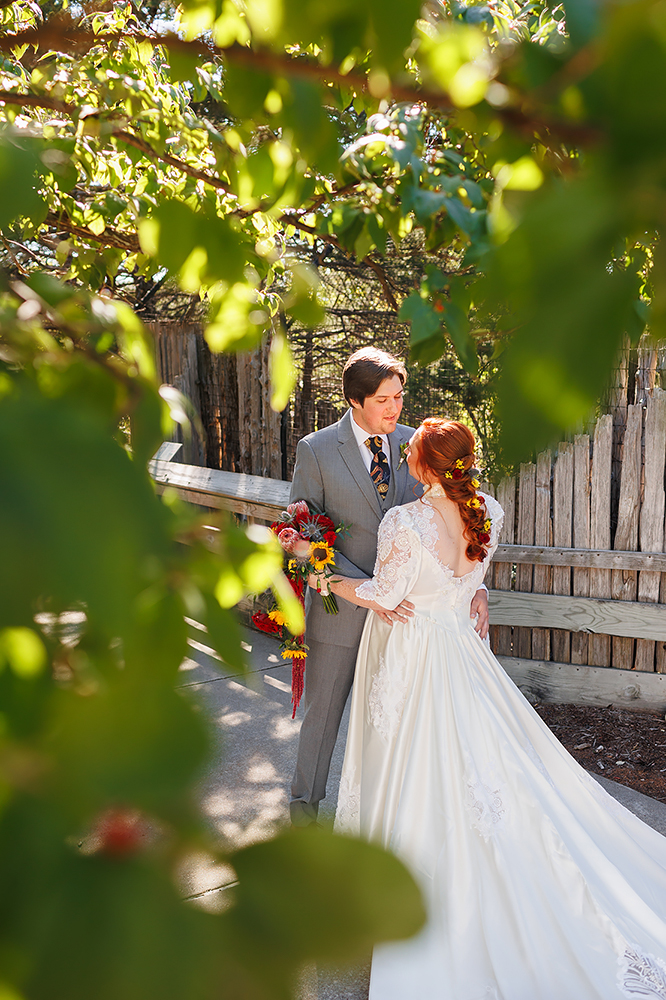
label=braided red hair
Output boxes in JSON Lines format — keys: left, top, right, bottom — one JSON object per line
{"left": 415, "top": 419, "right": 489, "bottom": 563}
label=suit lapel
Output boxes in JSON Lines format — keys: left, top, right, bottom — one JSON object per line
{"left": 338, "top": 411, "right": 383, "bottom": 520}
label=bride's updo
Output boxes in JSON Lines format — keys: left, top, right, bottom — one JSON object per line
{"left": 415, "top": 418, "right": 490, "bottom": 563}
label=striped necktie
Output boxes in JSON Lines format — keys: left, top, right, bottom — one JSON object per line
{"left": 366, "top": 436, "right": 390, "bottom": 498}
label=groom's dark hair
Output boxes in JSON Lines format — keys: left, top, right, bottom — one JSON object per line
{"left": 343, "top": 348, "right": 407, "bottom": 406}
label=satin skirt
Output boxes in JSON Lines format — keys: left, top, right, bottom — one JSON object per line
{"left": 335, "top": 609, "right": 666, "bottom": 1000}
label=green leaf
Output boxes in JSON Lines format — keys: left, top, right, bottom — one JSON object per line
{"left": 0, "top": 132, "right": 44, "bottom": 230}
{"left": 0, "top": 627, "right": 46, "bottom": 679}
{"left": 228, "top": 828, "right": 426, "bottom": 964}
{"left": 200, "top": 593, "right": 248, "bottom": 673}
{"left": 269, "top": 327, "right": 296, "bottom": 412}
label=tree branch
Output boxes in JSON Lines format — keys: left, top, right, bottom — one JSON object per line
{"left": 0, "top": 91, "right": 234, "bottom": 194}
{"left": 0, "top": 25, "right": 603, "bottom": 147}
{"left": 45, "top": 212, "right": 140, "bottom": 253}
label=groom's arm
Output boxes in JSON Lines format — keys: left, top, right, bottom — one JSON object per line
{"left": 471, "top": 586, "right": 489, "bottom": 639}
{"left": 290, "top": 438, "right": 366, "bottom": 579}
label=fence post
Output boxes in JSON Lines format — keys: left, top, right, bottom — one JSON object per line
{"left": 612, "top": 403, "right": 642, "bottom": 668}
{"left": 552, "top": 442, "right": 574, "bottom": 662}
{"left": 531, "top": 450, "right": 552, "bottom": 661}
{"left": 588, "top": 414, "right": 612, "bottom": 666}
{"left": 490, "top": 476, "right": 515, "bottom": 656}
{"left": 571, "top": 434, "right": 591, "bottom": 664}
{"left": 515, "top": 463, "right": 536, "bottom": 659}
{"left": 635, "top": 389, "right": 666, "bottom": 671}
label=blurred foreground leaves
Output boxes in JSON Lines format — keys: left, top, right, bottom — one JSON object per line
{"left": 2, "top": 0, "right": 666, "bottom": 459}
{"left": 0, "top": 279, "right": 425, "bottom": 1000}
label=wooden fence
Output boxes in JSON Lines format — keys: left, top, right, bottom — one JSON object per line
{"left": 149, "top": 416, "right": 666, "bottom": 715}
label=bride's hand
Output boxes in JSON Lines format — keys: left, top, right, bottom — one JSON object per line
{"left": 307, "top": 571, "right": 330, "bottom": 595}
{"left": 374, "top": 600, "right": 415, "bottom": 626}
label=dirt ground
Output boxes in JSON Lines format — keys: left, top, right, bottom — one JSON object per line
{"left": 535, "top": 702, "right": 666, "bottom": 804}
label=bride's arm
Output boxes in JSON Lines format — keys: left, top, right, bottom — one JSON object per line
{"left": 309, "top": 572, "right": 414, "bottom": 621}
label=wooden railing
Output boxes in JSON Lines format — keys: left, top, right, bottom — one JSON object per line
{"left": 149, "top": 455, "right": 666, "bottom": 713}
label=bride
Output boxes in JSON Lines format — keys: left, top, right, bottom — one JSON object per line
{"left": 318, "top": 418, "right": 666, "bottom": 1000}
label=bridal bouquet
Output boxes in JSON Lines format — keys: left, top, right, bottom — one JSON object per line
{"left": 252, "top": 500, "right": 346, "bottom": 716}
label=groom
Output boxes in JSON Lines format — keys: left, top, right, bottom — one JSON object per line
{"left": 288, "top": 347, "right": 489, "bottom": 827}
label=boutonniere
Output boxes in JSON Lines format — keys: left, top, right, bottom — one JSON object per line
{"left": 397, "top": 441, "right": 409, "bottom": 470}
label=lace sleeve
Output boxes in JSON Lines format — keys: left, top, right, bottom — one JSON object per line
{"left": 355, "top": 507, "right": 422, "bottom": 609}
{"left": 481, "top": 493, "right": 505, "bottom": 564}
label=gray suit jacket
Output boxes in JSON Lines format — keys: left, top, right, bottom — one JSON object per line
{"left": 289, "top": 409, "right": 422, "bottom": 648}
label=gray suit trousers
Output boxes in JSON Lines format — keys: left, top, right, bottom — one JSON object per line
{"left": 290, "top": 634, "right": 364, "bottom": 826}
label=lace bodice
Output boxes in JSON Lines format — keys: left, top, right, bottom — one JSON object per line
{"left": 356, "top": 492, "right": 504, "bottom": 614}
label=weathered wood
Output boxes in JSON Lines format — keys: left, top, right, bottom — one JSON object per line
{"left": 498, "top": 657, "right": 666, "bottom": 714}
{"left": 150, "top": 321, "right": 205, "bottom": 466}
{"left": 490, "top": 476, "right": 515, "bottom": 656}
{"left": 571, "top": 435, "right": 591, "bottom": 664}
{"left": 149, "top": 459, "right": 290, "bottom": 520}
{"left": 612, "top": 403, "right": 642, "bottom": 668}
{"left": 492, "top": 545, "right": 666, "bottom": 572}
{"left": 153, "top": 441, "right": 183, "bottom": 462}
{"left": 531, "top": 451, "right": 552, "bottom": 661}
{"left": 488, "top": 590, "right": 666, "bottom": 641}
{"left": 588, "top": 415, "right": 612, "bottom": 665}
{"left": 515, "top": 463, "right": 536, "bottom": 658}
{"left": 635, "top": 389, "right": 666, "bottom": 671}
{"left": 552, "top": 442, "right": 574, "bottom": 662}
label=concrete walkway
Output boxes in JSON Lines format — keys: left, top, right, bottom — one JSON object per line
{"left": 178, "top": 623, "right": 666, "bottom": 998}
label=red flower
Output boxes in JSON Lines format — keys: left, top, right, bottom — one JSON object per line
{"left": 478, "top": 532, "right": 490, "bottom": 545}
{"left": 324, "top": 530, "right": 337, "bottom": 546}
{"left": 252, "top": 611, "right": 282, "bottom": 635}
{"left": 452, "top": 468, "right": 463, "bottom": 480}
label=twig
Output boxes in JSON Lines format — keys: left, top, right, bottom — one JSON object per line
{"left": 46, "top": 212, "right": 140, "bottom": 253}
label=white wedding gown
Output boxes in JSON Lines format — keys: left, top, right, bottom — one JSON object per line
{"left": 335, "top": 494, "right": 666, "bottom": 1000}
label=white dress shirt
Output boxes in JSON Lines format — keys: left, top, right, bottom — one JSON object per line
{"left": 349, "top": 410, "right": 391, "bottom": 475}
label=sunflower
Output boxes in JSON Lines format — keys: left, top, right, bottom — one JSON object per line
{"left": 484, "top": 518, "right": 492, "bottom": 533}
{"left": 309, "top": 540, "right": 335, "bottom": 571}
{"left": 467, "top": 496, "right": 481, "bottom": 509}
{"left": 471, "top": 478, "right": 480, "bottom": 489}
{"left": 282, "top": 648, "right": 307, "bottom": 660}
{"left": 268, "top": 608, "right": 287, "bottom": 627}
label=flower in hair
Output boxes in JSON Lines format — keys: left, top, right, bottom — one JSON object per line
{"left": 467, "top": 496, "right": 481, "bottom": 509}
{"left": 455, "top": 459, "right": 465, "bottom": 470}
{"left": 471, "top": 478, "right": 480, "bottom": 489}
{"left": 478, "top": 532, "right": 491, "bottom": 544}
{"left": 445, "top": 470, "right": 453, "bottom": 479}
{"left": 484, "top": 518, "right": 491, "bottom": 533}
{"left": 452, "top": 468, "right": 463, "bottom": 480}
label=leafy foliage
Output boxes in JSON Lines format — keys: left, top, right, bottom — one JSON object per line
{"left": 2, "top": 0, "right": 666, "bottom": 990}
{"left": 0, "top": 277, "right": 425, "bottom": 999}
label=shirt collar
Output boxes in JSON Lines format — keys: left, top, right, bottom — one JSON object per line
{"left": 349, "top": 409, "right": 390, "bottom": 454}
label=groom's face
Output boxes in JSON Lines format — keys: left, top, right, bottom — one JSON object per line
{"left": 351, "top": 375, "right": 404, "bottom": 436}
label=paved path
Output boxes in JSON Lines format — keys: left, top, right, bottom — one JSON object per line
{"left": 178, "top": 623, "right": 666, "bottom": 998}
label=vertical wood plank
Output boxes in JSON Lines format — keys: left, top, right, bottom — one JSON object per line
{"left": 657, "top": 523, "right": 666, "bottom": 673}
{"left": 551, "top": 443, "right": 574, "bottom": 663}
{"left": 588, "top": 415, "right": 613, "bottom": 666}
{"left": 635, "top": 389, "right": 666, "bottom": 671}
{"left": 515, "top": 463, "right": 536, "bottom": 659}
{"left": 571, "top": 435, "right": 591, "bottom": 664}
{"left": 531, "top": 450, "right": 552, "bottom": 661}
{"left": 612, "top": 404, "right": 642, "bottom": 668}
{"left": 490, "top": 476, "right": 515, "bottom": 656}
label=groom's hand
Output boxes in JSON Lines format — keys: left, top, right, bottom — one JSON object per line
{"left": 471, "top": 587, "right": 489, "bottom": 639}
{"left": 374, "top": 600, "right": 414, "bottom": 625}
